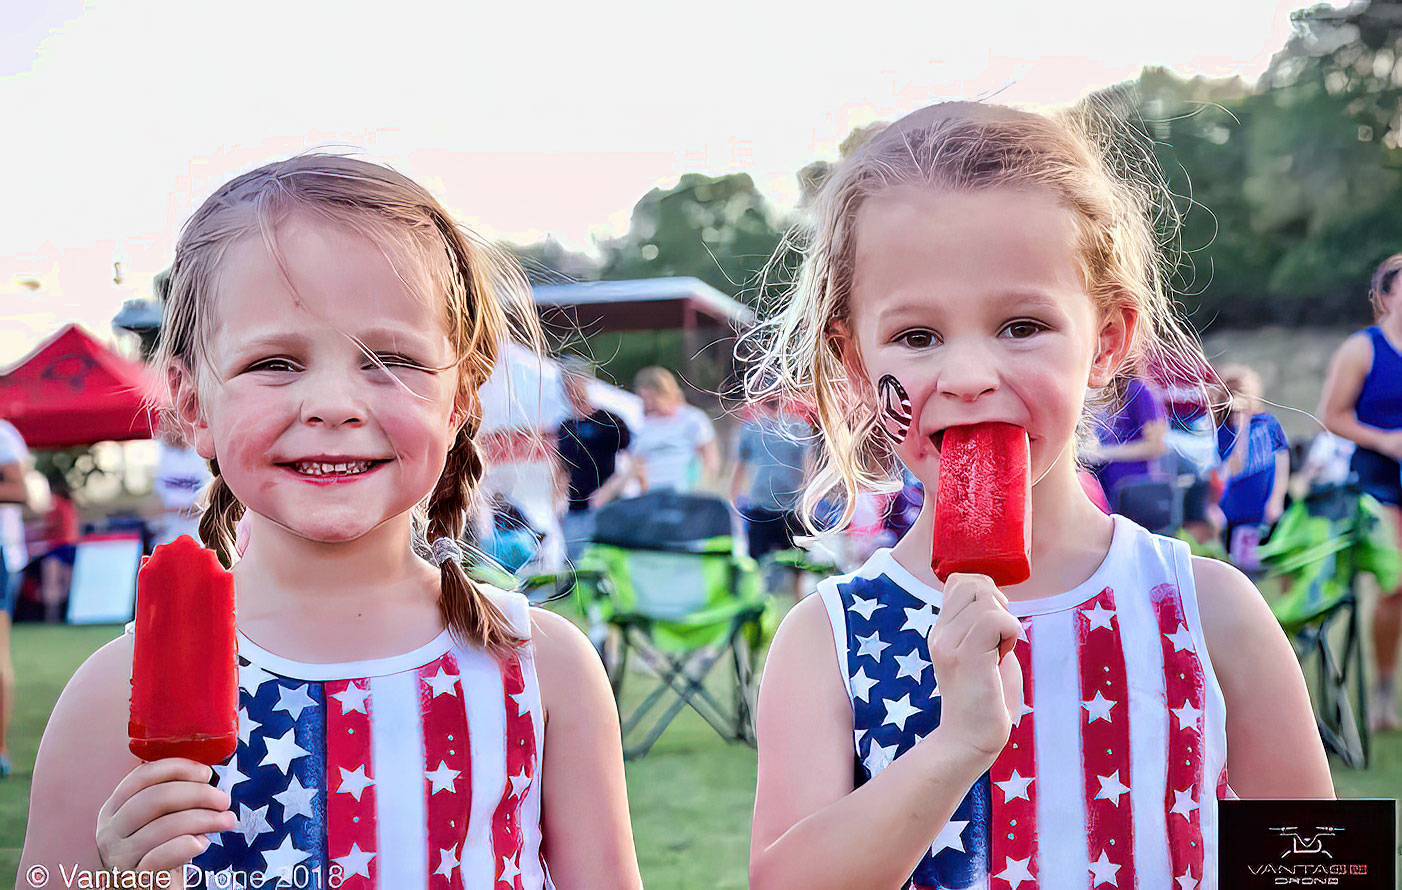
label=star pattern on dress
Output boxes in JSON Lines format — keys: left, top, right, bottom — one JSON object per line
{"left": 931, "top": 818, "right": 969, "bottom": 854}
{"left": 1011, "top": 696, "right": 1034, "bottom": 728}
{"left": 1081, "top": 602, "right": 1116, "bottom": 631}
{"left": 1094, "top": 770, "right": 1130, "bottom": 806}
{"left": 273, "top": 683, "right": 316, "bottom": 721}
{"left": 1171, "top": 700, "right": 1202, "bottom": 731}
{"left": 335, "top": 842, "right": 376, "bottom": 880}
{"left": 509, "top": 767, "right": 531, "bottom": 799}
{"left": 337, "top": 764, "right": 375, "bottom": 801}
{"left": 259, "top": 835, "right": 311, "bottom": 885}
{"left": 499, "top": 854, "right": 522, "bottom": 885}
{"left": 330, "top": 682, "right": 371, "bottom": 715}
{"left": 272, "top": 775, "right": 317, "bottom": 822}
{"left": 893, "top": 648, "right": 931, "bottom": 683}
{"left": 434, "top": 843, "right": 461, "bottom": 879}
{"left": 994, "top": 770, "right": 1034, "bottom": 803}
{"left": 425, "top": 761, "right": 461, "bottom": 794}
{"left": 1175, "top": 869, "right": 1198, "bottom": 890}
{"left": 510, "top": 692, "right": 531, "bottom": 717}
{"left": 1165, "top": 624, "right": 1195, "bottom": 653}
{"left": 423, "top": 667, "right": 461, "bottom": 698}
{"left": 995, "top": 855, "right": 1036, "bottom": 889}
{"left": 1169, "top": 786, "right": 1199, "bottom": 820}
{"left": 882, "top": 694, "right": 921, "bottom": 731}
{"left": 235, "top": 802, "right": 273, "bottom": 844}
{"left": 1087, "top": 850, "right": 1121, "bottom": 887}
{"left": 260, "top": 728, "right": 311, "bottom": 774}
{"left": 1082, "top": 691, "right": 1117, "bottom": 724}
{"left": 212, "top": 761, "right": 251, "bottom": 796}
{"left": 865, "top": 740, "right": 897, "bottom": 776}
{"left": 238, "top": 662, "right": 277, "bottom": 696}
{"left": 902, "top": 604, "right": 938, "bottom": 637}
{"left": 850, "top": 595, "right": 881, "bottom": 620}
{"left": 851, "top": 667, "right": 878, "bottom": 702}
{"left": 855, "top": 630, "right": 890, "bottom": 661}
{"left": 237, "top": 706, "right": 258, "bottom": 746}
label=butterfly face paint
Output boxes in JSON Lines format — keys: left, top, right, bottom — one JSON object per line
{"left": 877, "top": 374, "right": 913, "bottom": 444}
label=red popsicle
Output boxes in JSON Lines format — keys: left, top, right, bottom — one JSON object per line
{"left": 128, "top": 534, "right": 239, "bottom": 765}
{"left": 931, "top": 422, "right": 1032, "bottom": 586}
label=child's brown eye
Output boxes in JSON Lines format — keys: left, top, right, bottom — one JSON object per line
{"left": 1003, "top": 321, "right": 1044, "bottom": 339}
{"left": 250, "top": 359, "right": 297, "bottom": 372}
{"left": 898, "top": 330, "right": 937, "bottom": 349}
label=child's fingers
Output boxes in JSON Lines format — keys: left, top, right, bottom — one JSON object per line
{"left": 100, "top": 759, "right": 221, "bottom": 826}
{"left": 134, "top": 832, "right": 215, "bottom": 873}
{"left": 126, "top": 809, "right": 235, "bottom": 870}
{"left": 953, "top": 609, "right": 1023, "bottom": 661}
{"left": 106, "top": 779, "right": 233, "bottom": 845}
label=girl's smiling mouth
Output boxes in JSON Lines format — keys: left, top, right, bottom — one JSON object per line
{"left": 274, "top": 456, "right": 393, "bottom": 482}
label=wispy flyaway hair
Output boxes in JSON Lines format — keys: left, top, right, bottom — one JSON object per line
{"left": 742, "top": 99, "right": 1207, "bottom": 532}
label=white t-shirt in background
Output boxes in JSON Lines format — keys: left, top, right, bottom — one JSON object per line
{"left": 631, "top": 404, "right": 715, "bottom": 493}
{"left": 0, "top": 420, "right": 31, "bottom": 573}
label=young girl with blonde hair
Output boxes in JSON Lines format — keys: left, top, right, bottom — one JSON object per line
{"left": 20, "top": 155, "right": 642, "bottom": 889}
{"left": 746, "top": 101, "right": 1332, "bottom": 890}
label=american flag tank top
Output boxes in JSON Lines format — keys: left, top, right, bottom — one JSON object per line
{"left": 816, "top": 514, "right": 1233, "bottom": 890}
{"left": 126, "top": 588, "right": 553, "bottom": 890}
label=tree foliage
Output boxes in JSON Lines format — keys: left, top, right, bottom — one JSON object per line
{"left": 598, "top": 172, "right": 790, "bottom": 306}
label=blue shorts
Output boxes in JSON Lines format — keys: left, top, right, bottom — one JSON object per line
{"left": 1351, "top": 447, "right": 1402, "bottom": 507}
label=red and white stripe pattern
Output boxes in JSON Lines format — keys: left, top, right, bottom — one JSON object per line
{"left": 821, "top": 514, "right": 1230, "bottom": 889}
{"left": 187, "top": 589, "right": 554, "bottom": 890}
{"left": 989, "top": 622, "right": 1038, "bottom": 888}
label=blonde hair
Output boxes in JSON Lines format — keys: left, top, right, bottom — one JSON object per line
{"left": 744, "top": 100, "right": 1206, "bottom": 531}
{"left": 151, "top": 153, "right": 542, "bottom": 652}
{"left": 634, "top": 365, "right": 685, "bottom": 407}
{"left": 1369, "top": 252, "right": 1402, "bottom": 320}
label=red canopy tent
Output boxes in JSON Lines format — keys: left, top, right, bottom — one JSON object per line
{"left": 0, "top": 324, "right": 157, "bottom": 448}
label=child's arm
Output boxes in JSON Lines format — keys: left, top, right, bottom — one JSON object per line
{"left": 1265, "top": 449, "right": 1290, "bottom": 523}
{"left": 18, "top": 634, "right": 236, "bottom": 883}
{"left": 1193, "top": 556, "right": 1334, "bottom": 798}
{"left": 531, "top": 609, "right": 643, "bottom": 890}
{"left": 750, "top": 577, "right": 1021, "bottom": 890}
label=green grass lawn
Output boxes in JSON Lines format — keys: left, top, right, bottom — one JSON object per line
{"left": 2, "top": 621, "right": 1399, "bottom": 889}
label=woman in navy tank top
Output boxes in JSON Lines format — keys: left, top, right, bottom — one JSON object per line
{"left": 1320, "top": 252, "right": 1402, "bottom": 731}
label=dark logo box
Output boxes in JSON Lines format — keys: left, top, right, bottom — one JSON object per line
{"left": 1220, "top": 799, "right": 1396, "bottom": 888}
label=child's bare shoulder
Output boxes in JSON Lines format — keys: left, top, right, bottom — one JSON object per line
{"left": 23, "top": 632, "right": 141, "bottom": 863}
{"left": 1190, "top": 555, "right": 1293, "bottom": 681}
{"left": 528, "top": 608, "right": 611, "bottom": 729}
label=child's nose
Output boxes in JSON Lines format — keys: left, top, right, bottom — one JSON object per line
{"left": 299, "top": 375, "right": 367, "bottom": 427}
{"left": 936, "top": 343, "right": 1000, "bottom": 403}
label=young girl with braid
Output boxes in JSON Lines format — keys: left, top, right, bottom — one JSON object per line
{"left": 20, "top": 156, "right": 642, "bottom": 889}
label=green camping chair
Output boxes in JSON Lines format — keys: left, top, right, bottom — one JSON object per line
{"left": 571, "top": 491, "right": 774, "bottom": 760}
{"left": 1257, "top": 482, "right": 1401, "bottom": 769}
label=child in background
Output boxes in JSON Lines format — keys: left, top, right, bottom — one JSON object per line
{"left": 745, "top": 101, "right": 1331, "bottom": 890}
{"left": 20, "top": 156, "right": 642, "bottom": 889}
{"left": 1214, "top": 364, "right": 1290, "bottom": 558}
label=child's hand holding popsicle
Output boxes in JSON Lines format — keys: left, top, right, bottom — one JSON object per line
{"left": 96, "top": 758, "right": 237, "bottom": 872}
{"left": 924, "top": 422, "right": 1032, "bottom": 763}
{"left": 97, "top": 535, "right": 241, "bottom": 872}
{"left": 925, "top": 574, "right": 1025, "bottom": 762}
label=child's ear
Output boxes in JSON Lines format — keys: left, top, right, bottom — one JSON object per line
{"left": 828, "top": 319, "right": 872, "bottom": 399}
{"left": 168, "top": 362, "right": 216, "bottom": 460}
{"left": 1089, "top": 302, "right": 1138, "bottom": 389}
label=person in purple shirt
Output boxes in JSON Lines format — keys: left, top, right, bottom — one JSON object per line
{"left": 1087, "top": 377, "right": 1169, "bottom": 521}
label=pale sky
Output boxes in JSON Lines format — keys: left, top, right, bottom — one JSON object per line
{"left": 1, "top": 0, "right": 1317, "bottom": 366}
